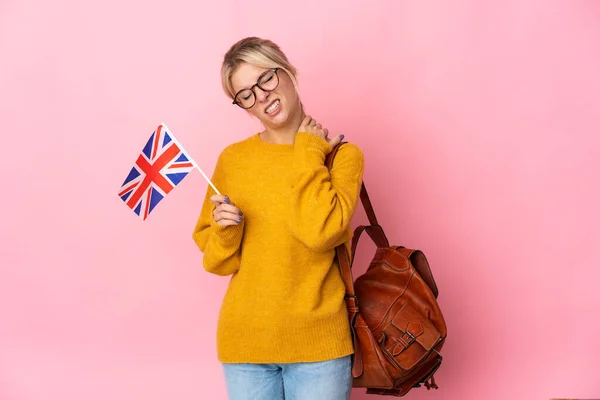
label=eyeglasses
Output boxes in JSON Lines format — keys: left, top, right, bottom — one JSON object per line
{"left": 232, "top": 68, "right": 280, "bottom": 109}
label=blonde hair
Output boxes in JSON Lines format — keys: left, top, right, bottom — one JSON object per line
{"left": 221, "top": 37, "right": 299, "bottom": 100}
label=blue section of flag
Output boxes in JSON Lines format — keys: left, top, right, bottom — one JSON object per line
{"left": 120, "top": 190, "right": 132, "bottom": 202}
{"left": 148, "top": 188, "right": 164, "bottom": 214}
{"left": 142, "top": 132, "right": 155, "bottom": 159}
{"left": 166, "top": 172, "right": 189, "bottom": 186}
{"left": 133, "top": 202, "right": 142, "bottom": 216}
{"left": 163, "top": 132, "right": 172, "bottom": 146}
{"left": 122, "top": 167, "right": 140, "bottom": 186}
{"left": 175, "top": 153, "right": 189, "bottom": 162}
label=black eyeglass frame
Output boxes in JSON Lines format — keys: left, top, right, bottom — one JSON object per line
{"left": 232, "top": 68, "right": 280, "bottom": 109}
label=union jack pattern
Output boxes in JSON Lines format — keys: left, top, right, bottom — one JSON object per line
{"left": 118, "top": 124, "right": 194, "bottom": 220}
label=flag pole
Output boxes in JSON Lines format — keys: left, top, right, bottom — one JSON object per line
{"left": 192, "top": 161, "right": 221, "bottom": 196}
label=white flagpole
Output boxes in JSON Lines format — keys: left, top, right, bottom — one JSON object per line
{"left": 192, "top": 161, "right": 221, "bottom": 196}
{"left": 160, "top": 122, "right": 222, "bottom": 196}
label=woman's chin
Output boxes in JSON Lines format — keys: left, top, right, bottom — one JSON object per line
{"left": 262, "top": 112, "right": 289, "bottom": 128}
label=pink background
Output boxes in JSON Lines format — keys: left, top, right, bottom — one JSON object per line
{"left": 1, "top": 0, "right": 599, "bottom": 399}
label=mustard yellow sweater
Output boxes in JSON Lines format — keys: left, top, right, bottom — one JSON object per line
{"left": 192, "top": 132, "right": 364, "bottom": 363}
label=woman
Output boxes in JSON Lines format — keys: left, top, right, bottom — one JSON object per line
{"left": 192, "top": 37, "right": 364, "bottom": 400}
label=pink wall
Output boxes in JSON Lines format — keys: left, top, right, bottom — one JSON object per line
{"left": 1, "top": 0, "right": 599, "bottom": 399}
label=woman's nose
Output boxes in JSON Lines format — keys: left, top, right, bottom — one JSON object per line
{"left": 254, "top": 86, "right": 270, "bottom": 102}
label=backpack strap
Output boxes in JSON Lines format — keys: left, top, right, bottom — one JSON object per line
{"left": 359, "top": 182, "right": 380, "bottom": 227}
{"left": 325, "top": 142, "right": 363, "bottom": 378}
{"left": 326, "top": 143, "right": 380, "bottom": 228}
{"left": 324, "top": 142, "right": 357, "bottom": 293}
{"left": 351, "top": 224, "right": 389, "bottom": 258}
{"left": 325, "top": 143, "right": 390, "bottom": 255}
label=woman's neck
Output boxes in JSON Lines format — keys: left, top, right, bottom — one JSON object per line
{"left": 260, "top": 107, "right": 305, "bottom": 144}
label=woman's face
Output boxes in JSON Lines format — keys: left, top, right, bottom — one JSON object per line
{"left": 230, "top": 63, "right": 300, "bottom": 129}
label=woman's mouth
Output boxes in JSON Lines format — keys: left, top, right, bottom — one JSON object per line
{"left": 265, "top": 99, "right": 281, "bottom": 114}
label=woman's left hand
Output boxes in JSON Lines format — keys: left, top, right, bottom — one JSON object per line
{"left": 298, "top": 115, "right": 344, "bottom": 148}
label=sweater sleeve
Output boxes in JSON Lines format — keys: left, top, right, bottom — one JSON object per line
{"left": 286, "top": 132, "right": 364, "bottom": 252}
{"left": 192, "top": 150, "right": 244, "bottom": 276}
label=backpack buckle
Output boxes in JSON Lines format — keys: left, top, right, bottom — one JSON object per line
{"left": 401, "top": 330, "right": 416, "bottom": 346}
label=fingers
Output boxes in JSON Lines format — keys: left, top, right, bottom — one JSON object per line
{"left": 214, "top": 217, "right": 242, "bottom": 227}
{"left": 328, "top": 134, "right": 344, "bottom": 148}
{"left": 213, "top": 208, "right": 244, "bottom": 226}
{"left": 298, "top": 115, "right": 328, "bottom": 139}
{"left": 299, "top": 115, "right": 311, "bottom": 131}
{"left": 299, "top": 115, "right": 317, "bottom": 130}
{"left": 211, "top": 194, "right": 231, "bottom": 206}
{"left": 211, "top": 195, "right": 241, "bottom": 213}
{"left": 215, "top": 203, "right": 242, "bottom": 215}
{"left": 298, "top": 115, "right": 338, "bottom": 143}
{"left": 213, "top": 205, "right": 244, "bottom": 226}
{"left": 210, "top": 194, "right": 244, "bottom": 226}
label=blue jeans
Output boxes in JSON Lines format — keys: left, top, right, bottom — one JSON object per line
{"left": 222, "top": 355, "right": 352, "bottom": 400}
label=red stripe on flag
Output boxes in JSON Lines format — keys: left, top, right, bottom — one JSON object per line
{"left": 170, "top": 162, "right": 193, "bottom": 168}
{"left": 126, "top": 142, "right": 181, "bottom": 209}
{"left": 143, "top": 186, "right": 153, "bottom": 220}
{"left": 118, "top": 181, "right": 140, "bottom": 197}
{"left": 151, "top": 125, "right": 162, "bottom": 160}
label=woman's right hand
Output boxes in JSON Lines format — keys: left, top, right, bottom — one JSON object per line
{"left": 298, "top": 115, "right": 343, "bottom": 148}
{"left": 211, "top": 195, "right": 244, "bottom": 226}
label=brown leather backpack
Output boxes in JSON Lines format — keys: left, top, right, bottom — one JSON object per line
{"left": 326, "top": 143, "right": 447, "bottom": 397}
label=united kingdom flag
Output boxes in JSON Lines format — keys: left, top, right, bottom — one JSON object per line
{"left": 118, "top": 123, "right": 195, "bottom": 220}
